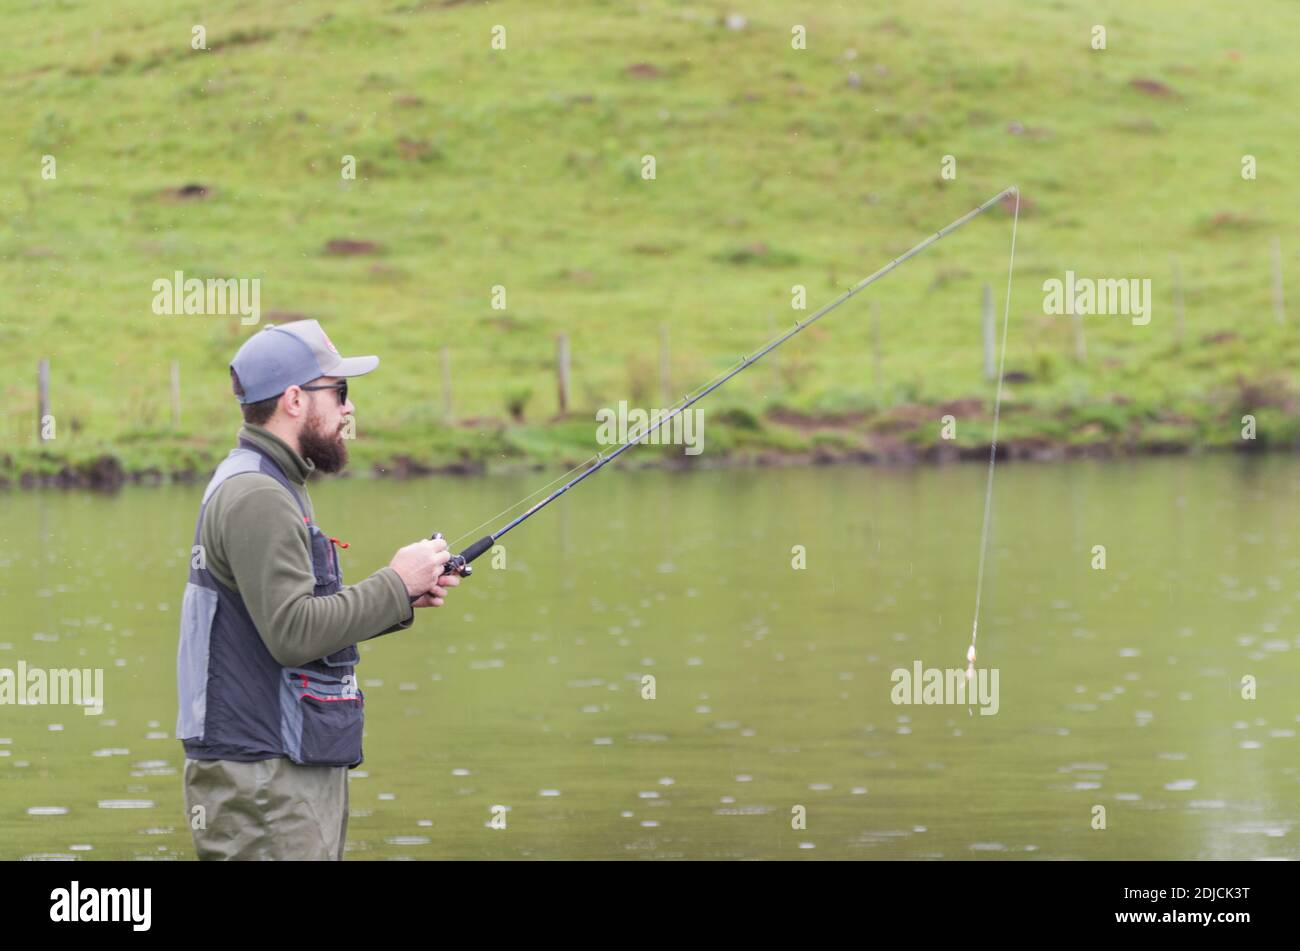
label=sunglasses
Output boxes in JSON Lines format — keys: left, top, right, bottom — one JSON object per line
{"left": 300, "top": 380, "right": 348, "bottom": 405}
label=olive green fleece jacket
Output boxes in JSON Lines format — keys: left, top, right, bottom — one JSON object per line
{"left": 199, "top": 424, "right": 414, "bottom": 667}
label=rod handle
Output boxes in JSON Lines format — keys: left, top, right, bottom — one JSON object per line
{"left": 459, "top": 534, "right": 495, "bottom": 566}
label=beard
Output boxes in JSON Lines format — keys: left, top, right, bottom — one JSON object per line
{"left": 299, "top": 406, "right": 349, "bottom": 474}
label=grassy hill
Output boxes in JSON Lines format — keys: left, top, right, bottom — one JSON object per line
{"left": 2, "top": 0, "right": 1298, "bottom": 485}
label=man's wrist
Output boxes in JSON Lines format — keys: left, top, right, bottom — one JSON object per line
{"left": 379, "top": 566, "right": 416, "bottom": 625}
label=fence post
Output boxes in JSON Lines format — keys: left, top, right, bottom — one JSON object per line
{"left": 1273, "top": 236, "right": 1285, "bottom": 325}
{"left": 170, "top": 360, "right": 181, "bottom": 428}
{"left": 982, "top": 283, "right": 995, "bottom": 381}
{"left": 440, "top": 346, "right": 453, "bottom": 419}
{"left": 871, "top": 300, "right": 883, "bottom": 400}
{"left": 659, "top": 324, "right": 671, "bottom": 405}
{"left": 767, "top": 313, "right": 781, "bottom": 392}
{"left": 1171, "top": 254, "right": 1185, "bottom": 347}
{"left": 556, "top": 333, "right": 570, "bottom": 416}
{"left": 37, "top": 358, "right": 50, "bottom": 442}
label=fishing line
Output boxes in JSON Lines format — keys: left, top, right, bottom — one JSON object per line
{"left": 966, "top": 187, "right": 1020, "bottom": 713}
{"left": 433, "top": 186, "right": 1021, "bottom": 580}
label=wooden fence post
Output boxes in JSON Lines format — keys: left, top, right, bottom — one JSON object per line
{"left": 556, "top": 333, "right": 570, "bottom": 416}
{"left": 441, "top": 346, "right": 453, "bottom": 419}
{"left": 1171, "top": 254, "right": 1185, "bottom": 347}
{"left": 871, "top": 300, "right": 883, "bottom": 400}
{"left": 981, "top": 283, "right": 995, "bottom": 381}
{"left": 1273, "top": 236, "right": 1285, "bottom": 325}
{"left": 659, "top": 323, "right": 671, "bottom": 404}
{"left": 170, "top": 360, "right": 181, "bottom": 428}
{"left": 767, "top": 313, "right": 781, "bottom": 392}
{"left": 37, "top": 358, "right": 50, "bottom": 442}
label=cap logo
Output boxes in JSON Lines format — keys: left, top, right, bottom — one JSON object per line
{"left": 320, "top": 328, "right": 339, "bottom": 355}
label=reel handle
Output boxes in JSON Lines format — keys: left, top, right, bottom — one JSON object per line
{"left": 407, "top": 531, "right": 472, "bottom": 606}
{"left": 407, "top": 532, "right": 495, "bottom": 604}
{"left": 431, "top": 532, "right": 473, "bottom": 578}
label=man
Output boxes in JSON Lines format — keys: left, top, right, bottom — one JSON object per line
{"left": 175, "top": 319, "right": 457, "bottom": 860}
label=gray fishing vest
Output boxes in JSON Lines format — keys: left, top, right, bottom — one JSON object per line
{"left": 175, "top": 437, "right": 365, "bottom": 767}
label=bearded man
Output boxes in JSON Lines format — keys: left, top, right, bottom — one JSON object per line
{"left": 175, "top": 319, "right": 455, "bottom": 860}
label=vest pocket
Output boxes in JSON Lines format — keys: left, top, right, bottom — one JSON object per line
{"left": 308, "top": 526, "right": 339, "bottom": 590}
{"left": 282, "top": 667, "right": 364, "bottom": 767}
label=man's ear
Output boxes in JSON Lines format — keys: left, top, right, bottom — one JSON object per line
{"left": 280, "top": 385, "right": 307, "bottom": 420}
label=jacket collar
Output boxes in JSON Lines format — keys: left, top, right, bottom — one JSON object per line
{"left": 238, "top": 424, "right": 314, "bottom": 487}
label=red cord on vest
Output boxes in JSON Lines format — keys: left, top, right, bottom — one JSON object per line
{"left": 301, "top": 515, "right": 347, "bottom": 549}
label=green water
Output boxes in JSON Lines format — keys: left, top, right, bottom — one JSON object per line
{"left": 2, "top": 456, "right": 1299, "bottom": 859}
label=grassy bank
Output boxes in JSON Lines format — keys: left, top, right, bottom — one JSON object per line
{"left": 5, "top": 386, "right": 1298, "bottom": 490}
{"left": 2, "top": 0, "right": 1298, "bottom": 487}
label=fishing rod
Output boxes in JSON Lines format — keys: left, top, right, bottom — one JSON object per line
{"left": 421, "top": 186, "right": 1018, "bottom": 587}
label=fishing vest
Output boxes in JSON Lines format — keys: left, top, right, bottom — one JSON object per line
{"left": 175, "top": 437, "right": 365, "bottom": 767}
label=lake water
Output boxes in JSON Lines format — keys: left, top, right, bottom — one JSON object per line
{"left": 1, "top": 455, "right": 1298, "bottom": 859}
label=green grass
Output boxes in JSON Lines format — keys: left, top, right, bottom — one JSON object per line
{"left": 2, "top": 0, "right": 1298, "bottom": 482}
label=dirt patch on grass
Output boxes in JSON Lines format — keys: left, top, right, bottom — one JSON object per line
{"left": 1130, "top": 77, "right": 1176, "bottom": 97}
{"left": 1228, "top": 374, "right": 1298, "bottom": 413}
{"left": 208, "top": 29, "right": 276, "bottom": 54}
{"left": 1202, "top": 212, "right": 1263, "bottom": 233}
{"left": 158, "top": 183, "right": 210, "bottom": 201}
{"left": 767, "top": 408, "right": 868, "bottom": 432}
{"left": 715, "top": 243, "right": 800, "bottom": 266}
{"left": 456, "top": 417, "right": 507, "bottom": 432}
{"left": 396, "top": 137, "right": 439, "bottom": 161}
{"left": 999, "top": 191, "right": 1035, "bottom": 216}
{"left": 873, "top": 402, "right": 937, "bottom": 434}
{"left": 1201, "top": 331, "right": 1239, "bottom": 346}
{"left": 324, "top": 239, "right": 384, "bottom": 256}
{"left": 1006, "top": 121, "right": 1050, "bottom": 139}
{"left": 938, "top": 397, "right": 984, "bottom": 418}
{"left": 1117, "top": 116, "right": 1162, "bottom": 135}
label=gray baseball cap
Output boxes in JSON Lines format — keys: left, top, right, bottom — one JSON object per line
{"left": 230, "top": 319, "right": 379, "bottom": 403}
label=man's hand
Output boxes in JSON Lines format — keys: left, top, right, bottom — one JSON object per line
{"left": 389, "top": 538, "right": 452, "bottom": 600}
{"left": 410, "top": 572, "right": 462, "bottom": 608}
